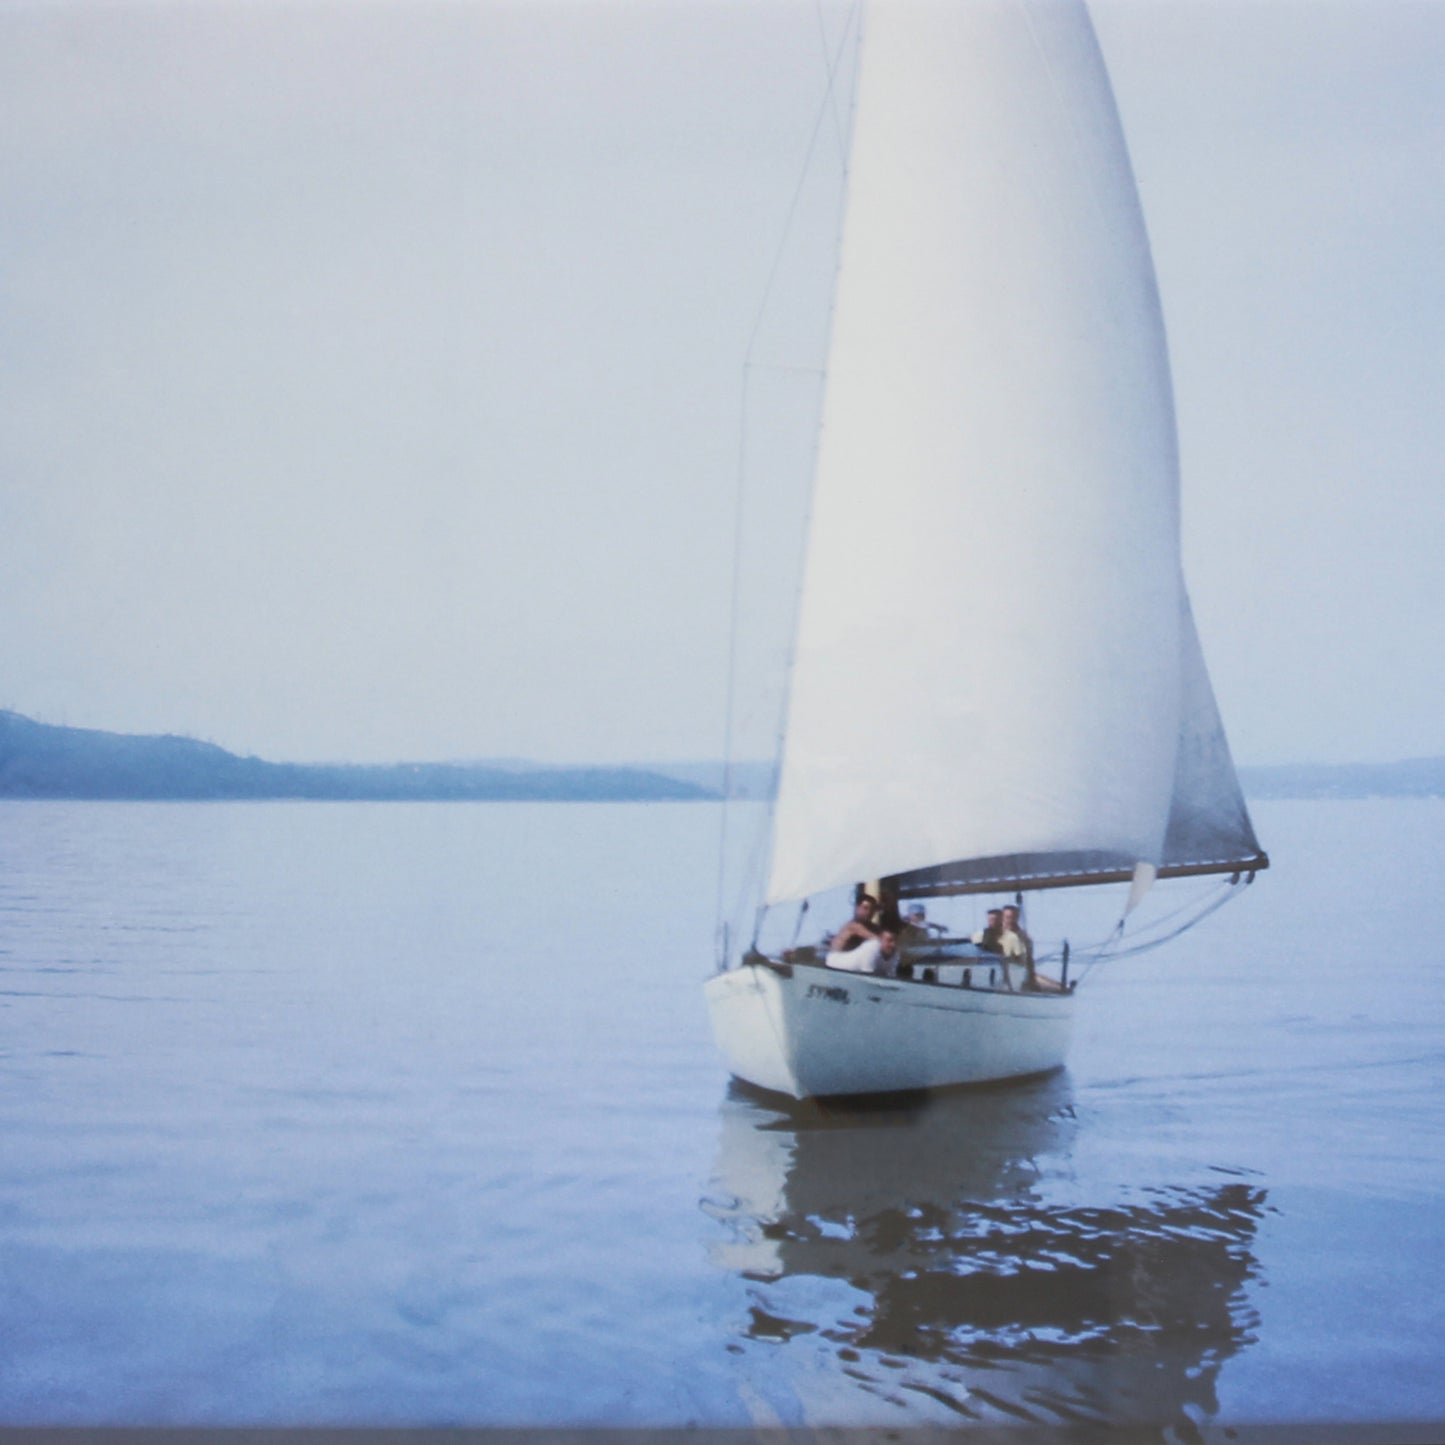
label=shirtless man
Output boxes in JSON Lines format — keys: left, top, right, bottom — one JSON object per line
{"left": 827, "top": 894, "right": 880, "bottom": 954}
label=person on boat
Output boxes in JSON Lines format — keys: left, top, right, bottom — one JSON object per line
{"left": 998, "top": 904, "right": 1065, "bottom": 992}
{"left": 827, "top": 894, "right": 880, "bottom": 954}
{"left": 826, "top": 923, "right": 901, "bottom": 978}
{"left": 971, "top": 908, "right": 1005, "bottom": 954}
{"left": 997, "top": 904, "right": 1032, "bottom": 985}
{"left": 901, "top": 904, "right": 945, "bottom": 945}
{"left": 875, "top": 886, "right": 904, "bottom": 934}
{"left": 875, "top": 925, "right": 903, "bottom": 977}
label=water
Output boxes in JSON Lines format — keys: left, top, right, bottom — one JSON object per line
{"left": 1, "top": 798, "right": 1442, "bottom": 1433}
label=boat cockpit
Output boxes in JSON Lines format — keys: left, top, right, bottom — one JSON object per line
{"left": 751, "top": 940, "right": 1074, "bottom": 995}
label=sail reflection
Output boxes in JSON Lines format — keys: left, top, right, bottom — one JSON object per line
{"left": 704, "top": 1076, "right": 1265, "bottom": 1433}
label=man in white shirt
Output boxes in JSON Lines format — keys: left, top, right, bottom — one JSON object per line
{"left": 1001, "top": 904, "right": 1064, "bottom": 991}
{"left": 827, "top": 924, "right": 902, "bottom": 978}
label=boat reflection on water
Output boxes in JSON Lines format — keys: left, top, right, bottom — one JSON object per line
{"left": 703, "top": 1074, "right": 1266, "bottom": 1433}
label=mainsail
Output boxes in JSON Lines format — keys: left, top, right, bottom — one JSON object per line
{"left": 764, "top": 0, "right": 1263, "bottom": 906}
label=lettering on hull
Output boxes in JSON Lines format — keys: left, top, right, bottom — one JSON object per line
{"left": 806, "top": 983, "right": 849, "bottom": 1004}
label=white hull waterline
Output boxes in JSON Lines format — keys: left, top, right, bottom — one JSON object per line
{"left": 705, "top": 958, "right": 1073, "bottom": 1101}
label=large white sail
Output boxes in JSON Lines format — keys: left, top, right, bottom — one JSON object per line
{"left": 765, "top": 0, "right": 1251, "bottom": 906}
{"left": 881, "top": 591, "right": 1266, "bottom": 898}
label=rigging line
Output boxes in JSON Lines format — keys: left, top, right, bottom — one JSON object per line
{"left": 1065, "top": 877, "right": 1234, "bottom": 969}
{"left": 742, "top": 0, "right": 861, "bottom": 362}
{"left": 723, "top": 724, "right": 788, "bottom": 959}
{"left": 739, "top": 8, "right": 861, "bottom": 936}
{"left": 1077, "top": 896, "right": 1230, "bottom": 982}
{"left": 1100, "top": 885, "right": 1241, "bottom": 962}
{"left": 1074, "top": 917, "right": 1126, "bottom": 987}
{"left": 731, "top": 804, "right": 775, "bottom": 944}
{"left": 814, "top": 0, "right": 850, "bottom": 164}
{"left": 1124, "top": 875, "right": 1238, "bottom": 936}
{"left": 712, "top": 364, "right": 754, "bottom": 970}
{"left": 753, "top": 8, "right": 864, "bottom": 915}
{"left": 790, "top": 898, "right": 810, "bottom": 947}
{"left": 715, "top": 5, "right": 861, "bottom": 967}
{"left": 1074, "top": 879, "right": 1241, "bottom": 985}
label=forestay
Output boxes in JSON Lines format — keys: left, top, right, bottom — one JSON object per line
{"left": 764, "top": 0, "right": 1262, "bottom": 906}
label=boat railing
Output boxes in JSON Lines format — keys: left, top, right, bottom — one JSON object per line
{"left": 760, "top": 944, "right": 1075, "bottom": 996}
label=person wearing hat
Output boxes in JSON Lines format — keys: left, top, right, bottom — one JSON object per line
{"left": 901, "top": 903, "right": 944, "bottom": 946}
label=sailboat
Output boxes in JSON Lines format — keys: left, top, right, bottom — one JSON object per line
{"left": 704, "top": 0, "right": 1267, "bottom": 1101}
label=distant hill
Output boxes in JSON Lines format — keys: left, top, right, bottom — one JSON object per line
{"left": 655, "top": 758, "right": 1445, "bottom": 802}
{"left": 644, "top": 760, "right": 777, "bottom": 800}
{"left": 658, "top": 757, "right": 1445, "bottom": 801}
{"left": 4, "top": 711, "right": 1441, "bottom": 803}
{"left": 0, "top": 712, "right": 712, "bottom": 803}
{"left": 1237, "top": 758, "right": 1445, "bottom": 800}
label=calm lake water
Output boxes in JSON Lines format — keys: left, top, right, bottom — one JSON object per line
{"left": 1, "top": 798, "right": 1442, "bottom": 1434}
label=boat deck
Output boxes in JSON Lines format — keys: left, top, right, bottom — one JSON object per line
{"left": 766, "top": 941, "right": 1071, "bottom": 997}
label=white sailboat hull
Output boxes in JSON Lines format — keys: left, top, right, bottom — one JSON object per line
{"left": 704, "top": 960, "right": 1073, "bottom": 1100}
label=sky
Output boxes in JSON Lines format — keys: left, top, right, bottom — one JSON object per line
{"left": 1, "top": 0, "right": 1442, "bottom": 767}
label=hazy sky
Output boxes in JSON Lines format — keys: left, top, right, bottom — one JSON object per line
{"left": 2, "top": 0, "right": 1442, "bottom": 766}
